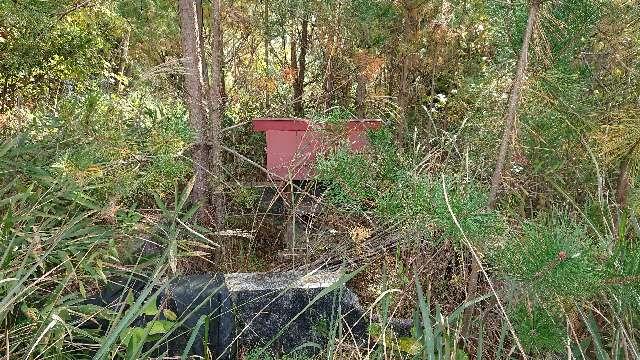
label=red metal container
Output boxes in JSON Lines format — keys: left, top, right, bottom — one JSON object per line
{"left": 252, "top": 118, "right": 382, "bottom": 180}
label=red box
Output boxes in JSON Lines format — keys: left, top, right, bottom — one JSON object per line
{"left": 252, "top": 118, "right": 382, "bottom": 180}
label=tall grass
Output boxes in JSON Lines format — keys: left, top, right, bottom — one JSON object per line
{"left": 0, "top": 136, "right": 212, "bottom": 359}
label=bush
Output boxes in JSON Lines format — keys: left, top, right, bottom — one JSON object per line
{"left": 316, "top": 127, "right": 504, "bottom": 247}
{"left": 493, "top": 215, "right": 605, "bottom": 300}
{"left": 7, "top": 90, "right": 193, "bottom": 207}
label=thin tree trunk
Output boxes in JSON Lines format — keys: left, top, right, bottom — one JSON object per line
{"left": 290, "top": 32, "right": 297, "bottom": 114}
{"left": 395, "top": 1, "right": 417, "bottom": 149}
{"left": 117, "top": 29, "right": 130, "bottom": 93}
{"left": 323, "top": 49, "right": 334, "bottom": 110}
{"left": 324, "top": 55, "right": 334, "bottom": 110}
{"left": 290, "top": 35, "right": 297, "bottom": 77}
{"left": 463, "top": 0, "right": 541, "bottom": 337}
{"left": 209, "top": 0, "right": 225, "bottom": 228}
{"left": 283, "top": 35, "right": 287, "bottom": 65}
{"left": 293, "top": 18, "right": 308, "bottom": 117}
{"left": 1, "top": 77, "right": 9, "bottom": 112}
{"left": 264, "top": 0, "right": 270, "bottom": 111}
{"left": 178, "top": 0, "right": 210, "bottom": 208}
{"left": 220, "top": 22, "right": 227, "bottom": 110}
{"left": 487, "top": 0, "right": 540, "bottom": 209}
{"left": 355, "top": 68, "right": 367, "bottom": 118}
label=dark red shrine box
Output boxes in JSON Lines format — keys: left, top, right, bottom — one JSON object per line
{"left": 252, "top": 118, "right": 382, "bottom": 180}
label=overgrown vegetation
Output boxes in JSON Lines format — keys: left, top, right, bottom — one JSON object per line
{"left": 2, "top": 0, "right": 640, "bottom": 358}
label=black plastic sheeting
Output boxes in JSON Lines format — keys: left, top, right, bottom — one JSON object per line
{"left": 85, "top": 273, "right": 411, "bottom": 358}
{"left": 167, "top": 274, "right": 235, "bottom": 358}
{"left": 85, "top": 274, "right": 233, "bottom": 358}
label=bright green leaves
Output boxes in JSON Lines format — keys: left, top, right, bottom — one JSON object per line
{"left": 367, "top": 322, "right": 425, "bottom": 356}
{"left": 162, "top": 308, "right": 178, "bottom": 321}
{"left": 0, "top": 1, "right": 115, "bottom": 107}
{"left": 119, "top": 319, "right": 175, "bottom": 359}
{"left": 366, "top": 277, "right": 481, "bottom": 359}
{"left": 117, "top": 294, "right": 179, "bottom": 359}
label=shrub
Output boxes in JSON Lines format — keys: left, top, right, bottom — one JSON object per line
{"left": 493, "top": 215, "right": 605, "bottom": 300}
{"left": 316, "top": 127, "right": 505, "bottom": 247}
{"left": 8, "top": 90, "right": 193, "bottom": 207}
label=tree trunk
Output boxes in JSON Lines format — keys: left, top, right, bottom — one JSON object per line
{"left": 324, "top": 55, "right": 334, "bottom": 110}
{"left": 463, "top": 0, "right": 541, "bottom": 337}
{"left": 355, "top": 65, "right": 367, "bottom": 118}
{"left": 117, "top": 29, "right": 130, "bottom": 93}
{"left": 209, "top": 0, "right": 225, "bottom": 228}
{"left": 395, "top": 1, "right": 418, "bottom": 149}
{"left": 264, "top": 0, "right": 270, "bottom": 111}
{"left": 293, "top": 18, "right": 308, "bottom": 117}
{"left": 323, "top": 49, "right": 334, "bottom": 110}
{"left": 290, "top": 32, "right": 297, "bottom": 113}
{"left": 197, "top": 0, "right": 207, "bottom": 80}
{"left": 487, "top": 0, "right": 540, "bottom": 209}
{"left": 178, "top": 0, "right": 210, "bottom": 208}
{"left": 282, "top": 35, "right": 287, "bottom": 65}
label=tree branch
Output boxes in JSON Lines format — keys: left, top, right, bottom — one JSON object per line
{"left": 56, "top": 0, "right": 93, "bottom": 20}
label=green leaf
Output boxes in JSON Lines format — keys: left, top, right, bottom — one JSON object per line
{"left": 126, "top": 328, "right": 151, "bottom": 360}
{"left": 73, "top": 304, "right": 118, "bottom": 321}
{"left": 125, "top": 290, "right": 134, "bottom": 306}
{"left": 162, "top": 308, "right": 177, "bottom": 321}
{"left": 176, "top": 176, "right": 196, "bottom": 213}
{"left": 119, "top": 326, "right": 145, "bottom": 345}
{"left": 1, "top": 206, "right": 13, "bottom": 236}
{"left": 69, "top": 191, "right": 100, "bottom": 210}
{"left": 398, "top": 337, "right": 422, "bottom": 355}
{"left": 78, "top": 281, "right": 87, "bottom": 298}
{"left": 415, "top": 277, "right": 434, "bottom": 360}
{"left": 153, "top": 192, "right": 169, "bottom": 216}
{"left": 146, "top": 320, "right": 174, "bottom": 335}
{"left": 20, "top": 303, "right": 39, "bottom": 322}
{"left": 181, "top": 203, "right": 201, "bottom": 222}
{"left": 0, "top": 192, "right": 31, "bottom": 207}
{"left": 455, "top": 349, "right": 470, "bottom": 360}
{"left": 181, "top": 315, "right": 206, "bottom": 360}
{"left": 141, "top": 297, "right": 159, "bottom": 316}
